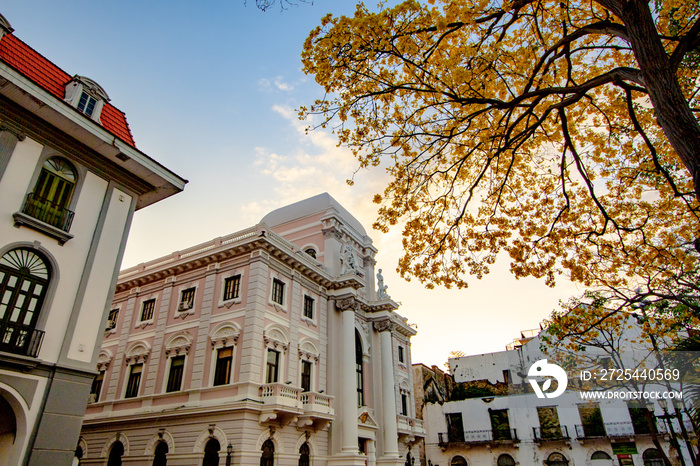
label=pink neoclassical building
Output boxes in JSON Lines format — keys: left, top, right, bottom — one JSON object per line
{"left": 79, "top": 193, "right": 425, "bottom": 466}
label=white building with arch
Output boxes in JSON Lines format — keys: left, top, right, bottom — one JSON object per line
{"left": 0, "top": 13, "right": 185, "bottom": 466}
{"left": 79, "top": 193, "right": 425, "bottom": 466}
{"left": 415, "top": 325, "right": 693, "bottom": 466}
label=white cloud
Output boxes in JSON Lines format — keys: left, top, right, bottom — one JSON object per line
{"left": 258, "top": 76, "right": 294, "bottom": 92}
{"left": 274, "top": 77, "right": 293, "bottom": 91}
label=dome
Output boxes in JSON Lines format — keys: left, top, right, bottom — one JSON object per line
{"left": 260, "top": 193, "right": 368, "bottom": 238}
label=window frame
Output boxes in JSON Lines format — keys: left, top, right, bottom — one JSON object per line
{"left": 271, "top": 278, "right": 285, "bottom": 306}
{"left": 13, "top": 152, "right": 85, "bottom": 244}
{"left": 266, "top": 348, "right": 280, "bottom": 384}
{"left": 137, "top": 298, "right": 156, "bottom": 327}
{"left": 300, "top": 359, "right": 312, "bottom": 392}
{"left": 219, "top": 271, "right": 245, "bottom": 308}
{"left": 213, "top": 346, "right": 234, "bottom": 386}
{"left": 124, "top": 363, "right": 143, "bottom": 398}
{"left": 106, "top": 308, "right": 119, "bottom": 332}
{"left": 89, "top": 370, "right": 105, "bottom": 403}
{"left": 179, "top": 287, "right": 196, "bottom": 311}
{"left": 303, "top": 295, "right": 314, "bottom": 320}
{"left": 165, "top": 354, "right": 186, "bottom": 393}
{"left": 0, "top": 247, "right": 52, "bottom": 357}
{"left": 223, "top": 274, "right": 241, "bottom": 302}
{"left": 356, "top": 331, "right": 365, "bottom": 406}
{"left": 77, "top": 92, "right": 98, "bottom": 117}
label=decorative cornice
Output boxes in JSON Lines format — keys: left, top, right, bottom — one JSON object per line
{"left": 334, "top": 297, "right": 361, "bottom": 312}
{"left": 373, "top": 320, "right": 394, "bottom": 333}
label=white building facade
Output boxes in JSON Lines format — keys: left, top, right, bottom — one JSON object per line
{"left": 420, "top": 328, "right": 693, "bottom": 466}
{"left": 0, "top": 13, "right": 185, "bottom": 466}
{"left": 79, "top": 193, "right": 425, "bottom": 466}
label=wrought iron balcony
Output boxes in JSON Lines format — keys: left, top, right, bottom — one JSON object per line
{"left": 533, "top": 425, "right": 570, "bottom": 441}
{"left": 576, "top": 421, "right": 667, "bottom": 439}
{"left": 438, "top": 428, "right": 519, "bottom": 445}
{"left": 0, "top": 321, "right": 44, "bottom": 357}
{"left": 21, "top": 193, "right": 74, "bottom": 232}
{"left": 575, "top": 423, "right": 607, "bottom": 438}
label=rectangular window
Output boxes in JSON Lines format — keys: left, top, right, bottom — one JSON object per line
{"left": 537, "top": 406, "right": 562, "bottom": 438}
{"left": 303, "top": 295, "right": 314, "bottom": 319}
{"left": 628, "top": 402, "right": 656, "bottom": 435}
{"left": 213, "top": 347, "right": 233, "bottom": 386}
{"left": 266, "top": 349, "right": 280, "bottom": 383}
{"left": 271, "top": 279, "right": 285, "bottom": 305}
{"left": 106, "top": 308, "right": 119, "bottom": 330}
{"left": 77, "top": 92, "right": 97, "bottom": 117}
{"left": 578, "top": 403, "right": 606, "bottom": 437}
{"left": 89, "top": 370, "right": 104, "bottom": 403}
{"left": 398, "top": 345, "right": 405, "bottom": 363}
{"left": 489, "top": 409, "right": 512, "bottom": 440}
{"left": 223, "top": 275, "right": 241, "bottom": 301}
{"left": 446, "top": 413, "right": 464, "bottom": 442}
{"left": 401, "top": 393, "right": 408, "bottom": 415}
{"left": 179, "top": 287, "right": 195, "bottom": 310}
{"left": 140, "top": 299, "right": 155, "bottom": 322}
{"left": 166, "top": 355, "right": 185, "bottom": 392}
{"left": 125, "top": 363, "right": 142, "bottom": 398}
{"left": 301, "top": 359, "right": 312, "bottom": 392}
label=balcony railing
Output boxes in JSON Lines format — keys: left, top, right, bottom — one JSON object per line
{"left": 575, "top": 423, "right": 608, "bottom": 438}
{"left": 0, "top": 321, "right": 44, "bottom": 357}
{"left": 534, "top": 425, "right": 570, "bottom": 441}
{"left": 21, "top": 193, "right": 74, "bottom": 232}
{"left": 300, "top": 391, "right": 334, "bottom": 415}
{"left": 439, "top": 428, "right": 519, "bottom": 445}
{"left": 397, "top": 415, "right": 426, "bottom": 436}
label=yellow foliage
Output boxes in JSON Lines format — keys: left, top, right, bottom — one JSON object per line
{"left": 300, "top": 0, "right": 700, "bottom": 291}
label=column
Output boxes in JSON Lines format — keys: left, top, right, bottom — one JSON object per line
{"left": 377, "top": 322, "right": 399, "bottom": 457}
{"left": 341, "top": 305, "right": 359, "bottom": 453}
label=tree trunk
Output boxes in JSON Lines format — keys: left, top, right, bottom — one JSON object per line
{"left": 614, "top": 1, "right": 700, "bottom": 202}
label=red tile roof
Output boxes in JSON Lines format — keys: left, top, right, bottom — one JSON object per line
{"left": 0, "top": 33, "right": 136, "bottom": 147}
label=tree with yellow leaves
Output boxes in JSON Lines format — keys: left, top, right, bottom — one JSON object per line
{"left": 300, "top": 0, "right": 700, "bottom": 297}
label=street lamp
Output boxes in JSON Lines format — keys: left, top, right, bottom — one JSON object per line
{"left": 225, "top": 443, "right": 232, "bottom": 466}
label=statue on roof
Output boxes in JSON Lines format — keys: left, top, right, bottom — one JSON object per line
{"left": 377, "top": 268, "right": 390, "bottom": 299}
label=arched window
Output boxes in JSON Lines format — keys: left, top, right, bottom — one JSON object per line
{"left": 0, "top": 248, "right": 49, "bottom": 356}
{"left": 592, "top": 451, "right": 612, "bottom": 460}
{"left": 298, "top": 442, "right": 310, "bottom": 466}
{"left": 153, "top": 441, "right": 168, "bottom": 466}
{"left": 24, "top": 157, "right": 77, "bottom": 231}
{"left": 107, "top": 441, "right": 124, "bottom": 466}
{"left": 202, "top": 438, "right": 220, "bottom": 466}
{"left": 304, "top": 248, "right": 317, "bottom": 259}
{"left": 546, "top": 453, "right": 569, "bottom": 466}
{"left": 356, "top": 331, "right": 364, "bottom": 406}
{"left": 643, "top": 449, "right": 664, "bottom": 466}
{"left": 261, "top": 439, "right": 274, "bottom": 466}
{"left": 450, "top": 456, "right": 467, "bottom": 466}
{"left": 497, "top": 454, "right": 516, "bottom": 466}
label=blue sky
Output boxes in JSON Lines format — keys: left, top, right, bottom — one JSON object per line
{"left": 3, "top": 1, "right": 583, "bottom": 366}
